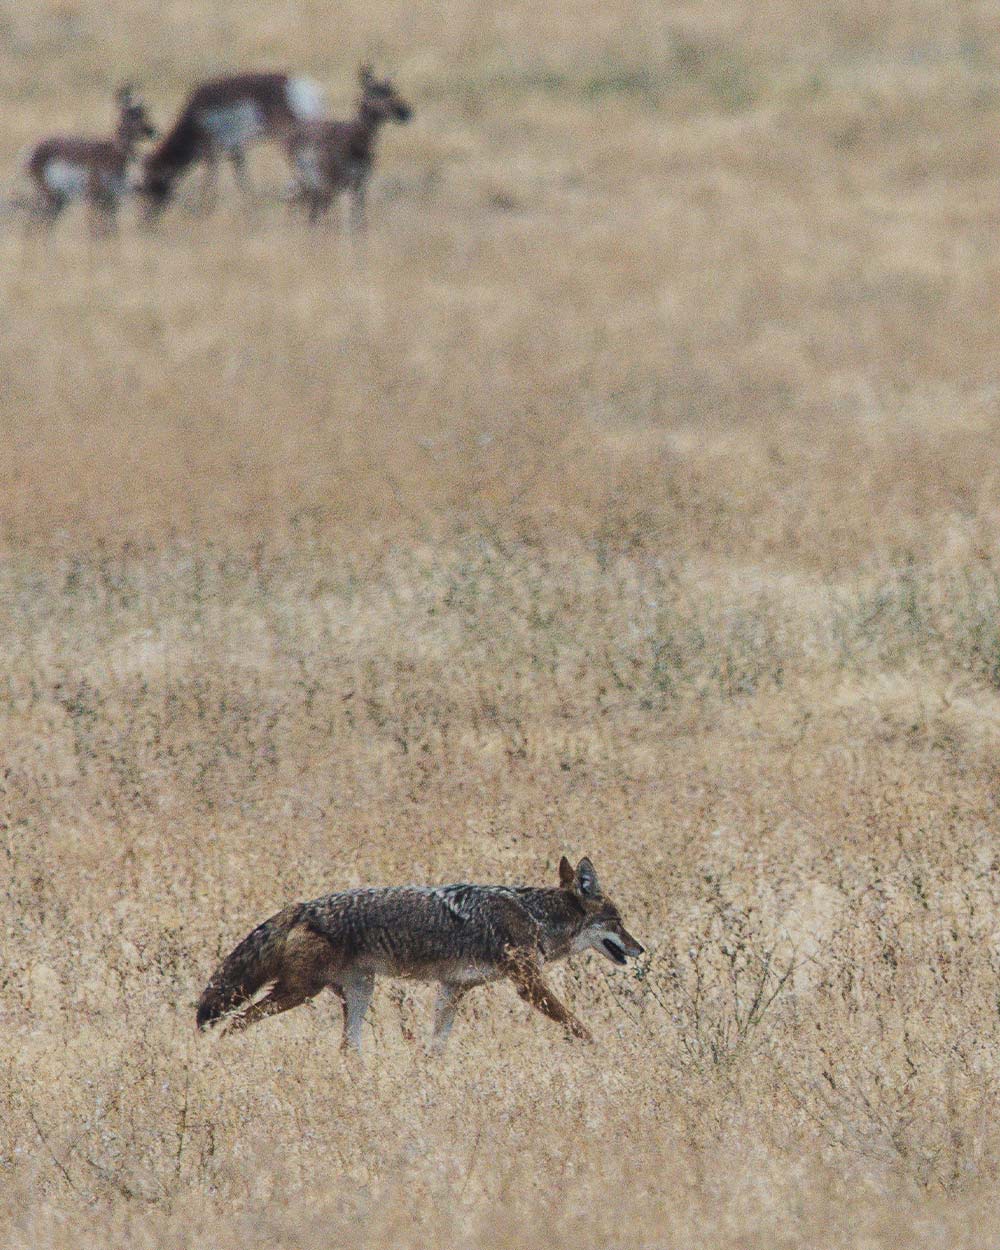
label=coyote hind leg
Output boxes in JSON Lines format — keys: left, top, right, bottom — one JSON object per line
{"left": 224, "top": 985, "right": 311, "bottom": 1032}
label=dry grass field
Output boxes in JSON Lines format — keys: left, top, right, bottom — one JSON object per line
{"left": 5, "top": 0, "right": 1000, "bottom": 1245}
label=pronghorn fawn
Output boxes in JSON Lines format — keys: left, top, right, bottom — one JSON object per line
{"left": 138, "top": 71, "right": 325, "bottom": 219}
{"left": 25, "top": 85, "right": 157, "bottom": 231}
{"left": 286, "top": 65, "right": 412, "bottom": 229}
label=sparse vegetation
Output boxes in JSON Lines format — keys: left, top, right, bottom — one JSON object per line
{"left": 4, "top": 0, "right": 1000, "bottom": 1245}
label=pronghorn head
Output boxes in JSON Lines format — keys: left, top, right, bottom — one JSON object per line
{"left": 114, "top": 83, "right": 158, "bottom": 145}
{"left": 357, "top": 65, "right": 413, "bottom": 125}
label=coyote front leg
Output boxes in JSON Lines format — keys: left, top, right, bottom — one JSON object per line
{"left": 431, "top": 983, "right": 470, "bottom": 1053}
{"left": 504, "top": 954, "right": 592, "bottom": 1042}
{"left": 341, "top": 971, "right": 375, "bottom": 1054}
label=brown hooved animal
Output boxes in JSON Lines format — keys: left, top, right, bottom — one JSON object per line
{"left": 25, "top": 85, "right": 158, "bottom": 230}
{"left": 138, "top": 71, "right": 325, "bottom": 218}
{"left": 285, "top": 65, "right": 413, "bottom": 229}
{"left": 197, "top": 856, "right": 644, "bottom": 1055}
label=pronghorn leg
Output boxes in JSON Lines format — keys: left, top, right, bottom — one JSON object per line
{"left": 87, "top": 182, "right": 118, "bottom": 236}
{"left": 89, "top": 206, "right": 118, "bottom": 237}
{"left": 308, "top": 189, "right": 333, "bottom": 226}
{"left": 34, "top": 191, "right": 66, "bottom": 228}
{"left": 287, "top": 185, "right": 310, "bottom": 220}
{"left": 349, "top": 178, "right": 368, "bottom": 234}
{"left": 198, "top": 154, "right": 220, "bottom": 213}
{"left": 229, "top": 148, "right": 253, "bottom": 201}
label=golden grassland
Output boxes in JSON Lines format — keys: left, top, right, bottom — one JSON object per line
{"left": 5, "top": 0, "right": 1000, "bottom": 1245}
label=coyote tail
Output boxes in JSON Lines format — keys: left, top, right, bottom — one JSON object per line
{"left": 196, "top": 902, "right": 305, "bottom": 1030}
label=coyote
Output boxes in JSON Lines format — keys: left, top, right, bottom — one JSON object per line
{"left": 197, "top": 856, "right": 643, "bottom": 1053}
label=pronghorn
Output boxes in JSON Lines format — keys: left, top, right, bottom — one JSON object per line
{"left": 25, "top": 85, "right": 157, "bottom": 229}
{"left": 285, "top": 66, "right": 412, "bottom": 229}
{"left": 138, "top": 71, "right": 325, "bottom": 218}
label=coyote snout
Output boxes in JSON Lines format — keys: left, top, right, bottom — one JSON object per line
{"left": 197, "top": 855, "right": 643, "bottom": 1054}
{"left": 591, "top": 926, "right": 644, "bottom": 965}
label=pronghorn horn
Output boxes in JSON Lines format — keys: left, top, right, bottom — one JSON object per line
{"left": 116, "top": 82, "right": 138, "bottom": 106}
{"left": 358, "top": 63, "right": 375, "bottom": 87}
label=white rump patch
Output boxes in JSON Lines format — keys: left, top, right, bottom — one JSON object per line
{"left": 201, "top": 102, "right": 265, "bottom": 151}
{"left": 43, "top": 160, "right": 87, "bottom": 198}
{"left": 286, "top": 77, "right": 325, "bottom": 121}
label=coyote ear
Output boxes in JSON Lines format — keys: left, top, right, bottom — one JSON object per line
{"left": 575, "top": 857, "right": 600, "bottom": 898}
{"left": 558, "top": 856, "right": 575, "bottom": 890}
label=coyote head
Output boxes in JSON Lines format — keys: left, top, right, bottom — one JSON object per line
{"left": 560, "top": 856, "right": 644, "bottom": 966}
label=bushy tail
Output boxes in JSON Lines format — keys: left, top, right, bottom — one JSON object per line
{"left": 196, "top": 902, "right": 305, "bottom": 1030}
